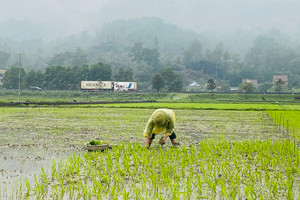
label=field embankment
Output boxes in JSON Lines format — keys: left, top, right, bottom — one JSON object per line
{"left": 1, "top": 90, "right": 300, "bottom": 105}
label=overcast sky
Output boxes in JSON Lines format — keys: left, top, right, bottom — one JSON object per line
{"left": 0, "top": 0, "right": 300, "bottom": 37}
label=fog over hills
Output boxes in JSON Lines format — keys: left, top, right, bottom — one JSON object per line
{"left": 1, "top": 0, "right": 300, "bottom": 90}
{"left": 98, "top": 0, "right": 300, "bottom": 33}
{"left": 1, "top": 0, "right": 300, "bottom": 40}
{"left": 1, "top": 0, "right": 300, "bottom": 71}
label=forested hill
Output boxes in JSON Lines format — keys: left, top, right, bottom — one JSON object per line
{"left": 0, "top": 17, "right": 202, "bottom": 67}
{"left": 0, "top": 16, "right": 289, "bottom": 68}
{"left": 97, "top": 17, "right": 201, "bottom": 54}
{"left": 1, "top": 16, "right": 300, "bottom": 91}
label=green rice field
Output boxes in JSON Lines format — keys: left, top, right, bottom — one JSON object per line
{"left": 0, "top": 102, "right": 299, "bottom": 199}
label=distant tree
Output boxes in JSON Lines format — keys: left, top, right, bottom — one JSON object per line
{"left": 48, "top": 52, "right": 71, "bottom": 66}
{"left": 182, "top": 39, "right": 202, "bottom": 69}
{"left": 26, "top": 70, "right": 44, "bottom": 88}
{"left": 160, "top": 67, "right": 183, "bottom": 92}
{"left": 206, "top": 79, "right": 216, "bottom": 97}
{"left": 142, "top": 48, "right": 160, "bottom": 69}
{"left": 0, "top": 51, "right": 11, "bottom": 67}
{"left": 64, "top": 66, "right": 77, "bottom": 89}
{"left": 129, "top": 42, "right": 160, "bottom": 67}
{"left": 48, "top": 48, "right": 87, "bottom": 67}
{"left": 245, "top": 35, "right": 294, "bottom": 82}
{"left": 245, "top": 35, "right": 278, "bottom": 73}
{"left": 114, "top": 67, "right": 134, "bottom": 81}
{"left": 239, "top": 81, "right": 254, "bottom": 98}
{"left": 133, "top": 62, "right": 153, "bottom": 82}
{"left": 225, "top": 54, "right": 243, "bottom": 86}
{"left": 226, "top": 73, "right": 242, "bottom": 87}
{"left": 239, "top": 81, "right": 254, "bottom": 93}
{"left": 210, "top": 43, "right": 224, "bottom": 65}
{"left": 25, "top": 70, "right": 35, "bottom": 88}
{"left": 151, "top": 73, "right": 165, "bottom": 93}
{"left": 3, "top": 66, "right": 26, "bottom": 89}
{"left": 44, "top": 65, "right": 69, "bottom": 90}
{"left": 218, "top": 80, "right": 231, "bottom": 92}
{"left": 88, "top": 62, "right": 112, "bottom": 81}
{"left": 274, "top": 79, "right": 285, "bottom": 94}
{"left": 258, "top": 82, "right": 273, "bottom": 93}
{"left": 129, "top": 42, "right": 161, "bottom": 72}
{"left": 129, "top": 42, "right": 144, "bottom": 63}
{"left": 75, "top": 65, "right": 89, "bottom": 82}
{"left": 168, "top": 75, "right": 184, "bottom": 92}
{"left": 70, "top": 48, "right": 88, "bottom": 66}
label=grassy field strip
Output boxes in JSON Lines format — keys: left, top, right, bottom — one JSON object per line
{"left": 0, "top": 91, "right": 299, "bottom": 104}
{"left": 267, "top": 110, "right": 300, "bottom": 142}
{"left": 79, "top": 102, "right": 300, "bottom": 111}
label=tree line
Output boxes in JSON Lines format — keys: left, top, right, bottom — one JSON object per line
{"left": 2, "top": 62, "right": 125, "bottom": 90}
{"left": 1, "top": 61, "right": 183, "bottom": 92}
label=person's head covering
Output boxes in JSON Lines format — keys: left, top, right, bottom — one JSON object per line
{"left": 153, "top": 110, "right": 167, "bottom": 127}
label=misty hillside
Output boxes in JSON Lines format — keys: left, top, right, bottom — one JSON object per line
{"left": 1, "top": 16, "right": 300, "bottom": 91}
{"left": 98, "top": 17, "right": 200, "bottom": 54}
{"left": 0, "top": 17, "right": 205, "bottom": 68}
{"left": 0, "top": 16, "right": 265, "bottom": 58}
{"left": 0, "top": 16, "right": 265, "bottom": 68}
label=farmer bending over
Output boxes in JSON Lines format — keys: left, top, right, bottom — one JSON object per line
{"left": 143, "top": 108, "right": 179, "bottom": 148}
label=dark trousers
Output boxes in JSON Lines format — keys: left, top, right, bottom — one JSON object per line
{"left": 150, "top": 132, "right": 176, "bottom": 140}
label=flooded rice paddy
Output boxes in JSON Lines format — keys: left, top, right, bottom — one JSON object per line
{"left": 0, "top": 106, "right": 297, "bottom": 199}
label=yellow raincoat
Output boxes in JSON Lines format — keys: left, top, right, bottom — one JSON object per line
{"left": 143, "top": 109, "right": 175, "bottom": 138}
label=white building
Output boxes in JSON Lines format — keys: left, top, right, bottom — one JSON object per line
{"left": 0, "top": 70, "right": 6, "bottom": 85}
{"left": 242, "top": 79, "right": 258, "bottom": 87}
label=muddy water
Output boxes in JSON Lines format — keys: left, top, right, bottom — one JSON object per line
{"left": 0, "top": 131, "right": 82, "bottom": 194}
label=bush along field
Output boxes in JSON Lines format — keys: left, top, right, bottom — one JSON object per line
{"left": 0, "top": 103, "right": 299, "bottom": 199}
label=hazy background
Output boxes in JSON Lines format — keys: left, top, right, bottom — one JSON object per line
{"left": 1, "top": 0, "right": 300, "bottom": 91}
{"left": 1, "top": 0, "right": 300, "bottom": 39}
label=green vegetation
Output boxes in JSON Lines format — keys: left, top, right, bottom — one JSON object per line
{"left": 92, "top": 102, "right": 293, "bottom": 111}
{"left": 0, "top": 90, "right": 299, "bottom": 105}
{"left": 267, "top": 110, "right": 300, "bottom": 142}
{"left": 5, "top": 140, "right": 300, "bottom": 199}
{"left": 0, "top": 102, "right": 299, "bottom": 199}
{"left": 0, "top": 90, "right": 169, "bottom": 104}
{"left": 88, "top": 140, "right": 109, "bottom": 145}
{"left": 2, "top": 17, "right": 300, "bottom": 93}
{"left": 151, "top": 73, "right": 165, "bottom": 93}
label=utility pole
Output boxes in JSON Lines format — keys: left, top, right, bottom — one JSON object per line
{"left": 18, "top": 54, "right": 22, "bottom": 98}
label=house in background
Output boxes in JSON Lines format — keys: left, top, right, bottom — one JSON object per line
{"left": 188, "top": 81, "right": 201, "bottom": 88}
{"left": 230, "top": 87, "right": 239, "bottom": 91}
{"left": 242, "top": 79, "right": 258, "bottom": 87}
{"left": 273, "top": 75, "right": 288, "bottom": 85}
{"left": 187, "top": 81, "right": 202, "bottom": 91}
{"left": 0, "top": 70, "right": 6, "bottom": 85}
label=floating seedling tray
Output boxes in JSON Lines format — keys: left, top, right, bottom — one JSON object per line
{"left": 84, "top": 144, "right": 112, "bottom": 151}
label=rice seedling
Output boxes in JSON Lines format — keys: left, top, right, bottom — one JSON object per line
{"left": 267, "top": 110, "right": 300, "bottom": 142}
{"left": 8, "top": 137, "right": 298, "bottom": 199}
{"left": 1, "top": 103, "right": 299, "bottom": 199}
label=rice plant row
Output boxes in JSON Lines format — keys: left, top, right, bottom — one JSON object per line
{"left": 267, "top": 110, "right": 300, "bottom": 142}
{"left": 8, "top": 138, "right": 300, "bottom": 200}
